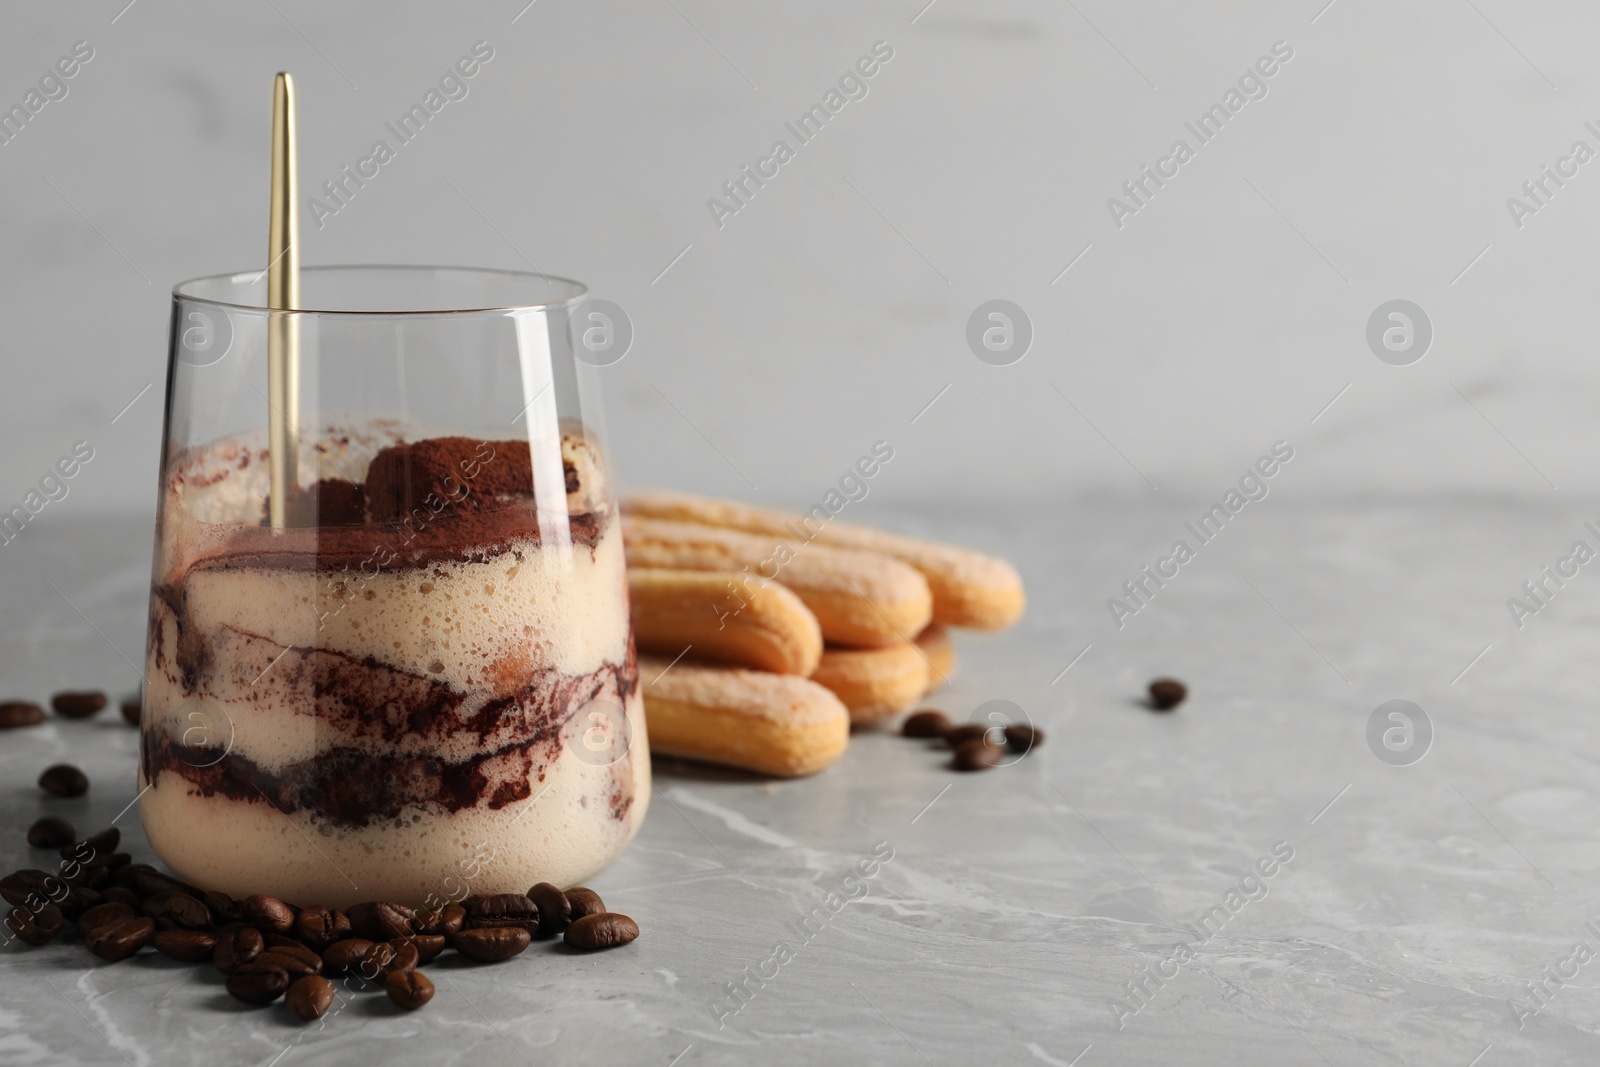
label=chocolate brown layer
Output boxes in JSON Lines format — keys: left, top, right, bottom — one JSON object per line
{"left": 140, "top": 651, "right": 638, "bottom": 830}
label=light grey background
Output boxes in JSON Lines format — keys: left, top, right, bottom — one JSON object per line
{"left": 3, "top": 0, "right": 1595, "bottom": 521}
{"left": 6, "top": 1, "right": 1600, "bottom": 1064}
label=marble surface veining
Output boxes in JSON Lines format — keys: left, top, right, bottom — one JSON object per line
{"left": 1, "top": 499, "right": 1597, "bottom": 1065}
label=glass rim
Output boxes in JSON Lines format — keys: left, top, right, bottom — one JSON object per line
{"left": 171, "top": 264, "right": 589, "bottom": 316}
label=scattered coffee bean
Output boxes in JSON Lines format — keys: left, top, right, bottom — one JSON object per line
{"left": 294, "top": 905, "right": 351, "bottom": 951}
{"left": 464, "top": 892, "right": 540, "bottom": 934}
{"left": 0, "top": 701, "right": 45, "bottom": 728}
{"left": 1003, "top": 724, "right": 1043, "bottom": 753}
{"left": 943, "top": 724, "right": 992, "bottom": 747}
{"left": 53, "top": 885, "right": 102, "bottom": 920}
{"left": 86, "top": 916, "right": 154, "bottom": 961}
{"left": 38, "top": 764, "right": 88, "bottom": 797}
{"left": 952, "top": 737, "right": 1004, "bottom": 771}
{"left": 257, "top": 944, "right": 322, "bottom": 980}
{"left": 119, "top": 698, "right": 140, "bottom": 727}
{"left": 152, "top": 929, "right": 218, "bottom": 963}
{"left": 79, "top": 901, "right": 137, "bottom": 941}
{"left": 226, "top": 960, "right": 291, "bottom": 1005}
{"left": 0, "top": 869, "right": 60, "bottom": 908}
{"left": 263, "top": 931, "right": 305, "bottom": 951}
{"left": 285, "top": 975, "right": 335, "bottom": 1021}
{"left": 79, "top": 827, "right": 120, "bottom": 856}
{"left": 6, "top": 904, "right": 64, "bottom": 946}
{"left": 902, "top": 710, "right": 951, "bottom": 738}
{"left": 214, "top": 925, "right": 265, "bottom": 974}
{"left": 27, "top": 817, "right": 74, "bottom": 849}
{"left": 381, "top": 941, "right": 419, "bottom": 977}
{"left": 566, "top": 887, "right": 605, "bottom": 921}
{"left": 323, "top": 938, "right": 394, "bottom": 979}
{"left": 51, "top": 691, "right": 107, "bottom": 719}
{"left": 346, "top": 901, "right": 415, "bottom": 941}
{"left": 102, "top": 887, "right": 139, "bottom": 909}
{"left": 204, "top": 891, "right": 243, "bottom": 926}
{"left": 453, "top": 926, "right": 530, "bottom": 962}
{"left": 144, "top": 891, "right": 212, "bottom": 931}
{"left": 564, "top": 912, "right": 639, "bottom": 951}
{"left": 385, "top": 969, "right": 434, "bottom": 1011}
{"left": 1148, "top": 678, "right": 1187, "bottom": 711}
{"left": 415, "top": 903, "right": 466, "bottom": 937}
{"left": 392, "top": 934, "right": 446, "bottom": 964}
{"left": 527, "top": 882, "right": 571, "bottom": 937}
{"left": 239, "top": 893, "right": 296, "bottom": 935}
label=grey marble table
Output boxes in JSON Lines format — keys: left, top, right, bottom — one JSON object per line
{"left": 0, "top": 499, "right": 1595, "bottom": 1066}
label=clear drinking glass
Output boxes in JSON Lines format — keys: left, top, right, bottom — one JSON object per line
{"left": 140, "top": 266, "right": 648, "bottom": 909}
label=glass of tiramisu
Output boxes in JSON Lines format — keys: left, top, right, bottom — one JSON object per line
{"left": 140, "top": 266, "right": 647, "bottom": 908}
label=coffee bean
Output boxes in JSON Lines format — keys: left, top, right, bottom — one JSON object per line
{"left": 119, "top": 698, "right": 140, "bottom": 727}
{"left": 564, "top": 912, "right": 639, "bottom": 951}
{"left": 115, "top": 864, "right": 199, "bottom": 900}
{"left": 0, "top": 869, "right": 60, "bottom": 908}
{"left": 257, "top": 944, "right": 322, "bottom": 980}
{"left": 214, "top": 925, "right": 265, "bottom": 974}
{"left": 64, "top": 863, "right": 110, "bottom": 891}
{"left": 382, "top": 942, "right": 419, "bottom": 977}
{"left": 204, "top": 891, "right": 243, "bottom": 926}
{"left": 1003, "top": 724, "right": 1043, "bottom": 753}
{"left": 943, "top": 724, "right": 993, "bottom": 748}
{"left": 526, "top": 882, "right": 570, "bottom": 937}
{"left": 0, "top": 701, "right": 44, "bottom": 728}
{"left": 226, "top": 961, "right": 290, "bottom": 1005}
{"left": 346, "top": 901, "right": 415, "bottom": 941}
{"left": 452, "top": 926, "right": 530, "bottom": 962}
{"left": 463, "top": 893, "right": 539, "bottom": 935}
{"left": 81, "top": 827, "right": 120, "bottom": 856}
{"left": 386, "top": 969, "right": 434, "bottom": 1011}
{"left": 391, "top": 934, "right": 446, "bottom": 964}
{"left": 51, "top": 691, "right": 107, "bottom": 719}
{"left": 143, "top": 891, "right": 212, "bottom": 931}
{"left": 27, "top": 817, "right": 74, "bottom": 849}
{"left": 239, "top": 893, "right": 296, "bottom": 935}
{"left": 79, "top": 901, "right": 136, "bottom": 941}
{"left": 152, "top": 929, "right": 218, "bottom": 962}
{"left": 414, "top": 903, "right": 465, "bottom": 937}
{"left": 102, "top": 886, "right": 139, "bottom": 909}
{"left": 38, "top": 764, "right": 88, "bottom": 797}
{"left": 902, "top": 710, "right": 951, "bottom": 738}
{"left": 323, "top": 938, "right": 395, "bottom": 980}
{"left": 6, "top": 904, "right": 64, "bottom": 946}
{"left": 86, "top": 916, "right": 154, "bottom": 961}
{"left": 294, "top": 906, "right": 351, "bottom": 951}
{"left": 285, "top": 975, "right": 335, "bottom": 1021}
{"left": 566, "top": 887, "right": 605, "bottom": 921}
{"left": 952, "top": 737, "right": 1003, "bottom": 771}
{"left": 1148, "top": 678, "right": 1187, "bottom": 711}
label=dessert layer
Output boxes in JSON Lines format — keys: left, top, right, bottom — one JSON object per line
{"left": 138, "top": 693, "right": 651, "bottom": 909}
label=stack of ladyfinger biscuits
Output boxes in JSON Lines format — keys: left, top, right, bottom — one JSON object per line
{"left": 623, "top": 490, "right": 1025, "bottom": 777}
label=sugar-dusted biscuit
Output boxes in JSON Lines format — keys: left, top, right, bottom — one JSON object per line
{"left": 623, "top": 490, "right": 1023, "bottom": 630}
{"left": 622, "top": 517, "right": 931, "bottom": 649}
{"left": 810, "top": 642, "right": 929, "bottom": 726}
{"left": 639, "top": 657, "right": 849, "bottom": 777}
{"left": 914, "top": 624, "right": 955, "bottom": 694}
{"left": 628, "top": 568, "right": 821, "bottom": 676}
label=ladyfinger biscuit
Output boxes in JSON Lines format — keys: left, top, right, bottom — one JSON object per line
{"left": 623, "top": 517, "right": 931, "bottom": 649}
{"left": 629, "top": 568, "right": 822, "bottom": 676}
{"left": 810, "top": 642, "right": 929, "bottom": 726}
{"left": 624, "top": 490, "right": 1024, "bottom": 630}
{"left": 914, "top": 624, "right": 955, "bottom": 694}
{"left": 639, "top": 657, "right": 849, "bottom": 776}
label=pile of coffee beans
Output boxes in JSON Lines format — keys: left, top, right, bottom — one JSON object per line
{"left": 899, "top": 709, "right": 1043, "bottom": 772}
{"left": 3, "top": 827, "right": 640, "bottom": 1021}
